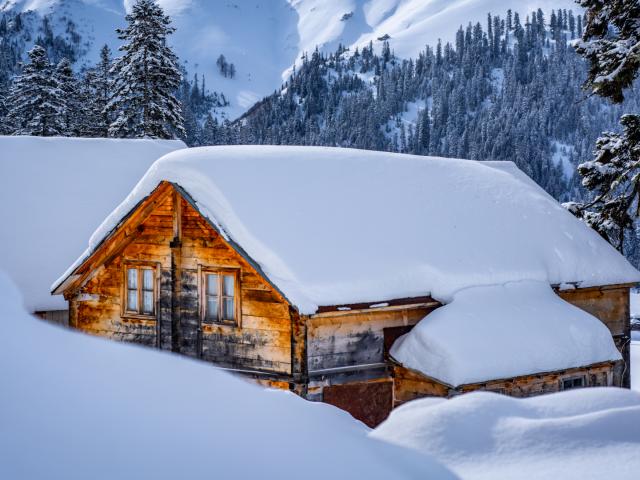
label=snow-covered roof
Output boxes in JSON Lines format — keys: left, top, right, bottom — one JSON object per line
{"left": 0, "top": 136, "right": 186, "bottom": 312}
{"left": 0, "top": 271, "right": 455, "bottom": 480}
{"left": 55, "top": 145, "right": 640, "bottom": 314}
{"left": 390, "top": 281, "right": 622, "bottom": 386}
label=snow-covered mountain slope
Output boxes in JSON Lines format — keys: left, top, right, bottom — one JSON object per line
{"left": 1, "top": 0, "right": 580, "bottom": 119}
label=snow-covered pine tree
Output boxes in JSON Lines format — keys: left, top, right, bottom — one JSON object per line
{"left": 56, "top": 57, "right": 79, "bottom": 135}
{"left": 107, "top": 0, "right": 184, "bottom": 139}
{"left": 575, "top": 0, "right": 640, "bottom": 102}
{"left": 567, "top": 0, "right": 640, "bottom": 252}
{"left": 91, "top": 44, "right": 114, "bottom": 137}
{"left": 0, "top": 82, "right": 9, "bottom": 134}
{"left": 6, "top": 45, "right": 65, "bottom": 136}
{"left": 565, "top": 114, "right": 640, "bottom": 250}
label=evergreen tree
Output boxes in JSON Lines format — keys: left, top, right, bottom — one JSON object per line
{"left": 566, "top": 115, "right": 640, "bottom": 250}
{"left": 92, "top": 44, "right": 114, "bottom": 136}
{"left": 0, "top": 87, "right": 8, "bottom": 134}
{"left": 107, "top": 0, "right": 184, "bottom": 139}
{"left": 6, "top": 45, "right": 65, "bottom": 136}
{"left": 568, "top": 0, "right": 640, "bottom": 253}
{"left": 55, "top": 57, "right": 79, "bottom": 135}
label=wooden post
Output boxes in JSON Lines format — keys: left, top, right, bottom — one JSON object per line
{"left": 290, "top": 308, "right": 308, "bottom": 397}
{"left": 170, "top": 190, "right": 183, "bottom": 353}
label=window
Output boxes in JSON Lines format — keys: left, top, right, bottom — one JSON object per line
{"left": 561, "top": 376, "right": 585, "bottom": 390}
{"left": 125, "top": 266, "right": 155, "bottom": 316}
{"left": 202, "top": 270, "right": 237, "bottom": 325}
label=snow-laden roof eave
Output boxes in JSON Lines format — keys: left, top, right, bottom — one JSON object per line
{"left": 172, "top": 183, "right": 295, "bottom": 308}
{"left": 50, "top": 184, "right": 162, "bottom": 296}
{"left": 52, "top": 181, "right": 296, "bottom": 311}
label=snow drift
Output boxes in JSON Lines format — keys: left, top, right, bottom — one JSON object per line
{"left": 390, "top": 281, "right": 622, "bottom": 386}
{"left": 56, "top": 145, "right": 640, "bottom": 314}
{"left": 371, "top": 389, "right": 640, "bottom": 480}
{"left": 0, "top": 136, "right": 185, "bottom": 312}
{"left": 0, "top": 271, "right": 455, "bottom": 480}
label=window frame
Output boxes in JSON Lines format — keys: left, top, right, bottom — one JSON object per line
{"left": 560, "top": 375, "right": 586, "bottom": 391}
{"left": 121, "top": 261, "right": 159, "bottom": 320}
{"left": 198, "top": 265, "right": 241, "bottom": 327}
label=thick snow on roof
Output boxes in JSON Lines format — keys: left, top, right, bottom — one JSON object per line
{"left": 0, "top": 136, "right": 185, "bottom": 312}
{"left": 371, "top": 388, "right": 640, "bottom": 480}
{"left": 60, "top": 145, "right": 640, "bottom": 314}
{"left": 0, "top": 272, "right": 455, "bottom": 480}
{"left": 390, "top": 281, "right": 622, "bottom": 386}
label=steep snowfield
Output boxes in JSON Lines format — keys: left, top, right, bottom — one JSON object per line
{"left": 2, "top": 0, "right": 580, "bottom": 119}
{"left": 0, "top": 136, "right": 185, "bottom": 312}
{"left": 371, "top": 388, "right": 640, "bottom": 480}
{"left": 0, "top": 271, "right": 456, "bottom": 480}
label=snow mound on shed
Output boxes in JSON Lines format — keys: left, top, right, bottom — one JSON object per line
{"left": 0, "top": 271, "right": 455, "bottom": 480}
{"left": 58, "top": 145, "right": 640, "bottom": 314}
{"left": 0, "top": 135, "right": 185, "bottom": 312}
{"left": 371, "top": 388, "right": 640, "bottom": 480}
{"left": 390, "top": 281, "right": 622, "bottom": 386}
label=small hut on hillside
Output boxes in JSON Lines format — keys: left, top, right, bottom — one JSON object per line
{"left": 52, "top": 146, "right": 638, "bottom": 427}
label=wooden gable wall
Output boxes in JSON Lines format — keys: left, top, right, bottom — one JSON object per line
{"left": 68, "top": 184, "right": 294, "bottom": 377}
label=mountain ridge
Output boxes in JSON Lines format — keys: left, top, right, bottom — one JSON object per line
{"left": 1, "top": 0, "right": 580, "bottom": 119}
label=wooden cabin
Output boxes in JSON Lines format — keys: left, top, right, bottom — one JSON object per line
{"left": 52, "top": 146, "right": 638, "bottom": 427}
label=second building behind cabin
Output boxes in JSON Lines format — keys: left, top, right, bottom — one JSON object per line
{"left": 52, "top": 146, "right": 639, "bottom": 426}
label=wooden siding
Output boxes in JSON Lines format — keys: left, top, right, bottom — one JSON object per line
{"left": 34, "top": 310, "right": 69, "bottom": 326}
{"left": 558, "top": 284, "right": 631, "bottom": 336}
{"left": 323, "top": 379, "right": 393, "bottom": 428}
{"left": 559, "top": 284, "right": 632, "bottom": 387}
{"left": 393, "top": 362, "right": 616, "bottom": 406}
{"left": 67, "top": 184, "right": 293, "bottom": 376}
{"left": 305, "top": 304, "right": 438, "bottom": 401}
{"left": 307, "top": 305, "right": 437, "bottom": 374}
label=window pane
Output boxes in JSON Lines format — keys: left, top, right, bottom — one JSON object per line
{"left": 127, "top": 268, "right": 138, "bottom": 289}
{"left": 127, "top": 289, "right": 138, "bottom": 311}
{"left": 222, "top": 275, "right": 234, "bottom": 296}
{"left": 142, "top": 291, "right": 154, "bottom": 314}
{"left": 222, "top": 297, "right": 235, "bottom": 320}
{"left": 142, "top": 269, "right": 153, "bottom": 290}
{"left": 206, "top": 297, "right": 219, "bottom": 321}
{"left": 206, "top": 274, "right": 219, "bottom": 295}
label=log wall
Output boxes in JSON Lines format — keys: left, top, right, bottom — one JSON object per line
{"left": 559, "top": 284, "right": 632, "bottom": 387}
{"left": 305, "top": 304, "right": 438, "bottom": 400}
{"left": 68, "top": 185, "right": 293, "bottom": 377}
{"left": 393, "top": 362, "right": 615, "bottom": 406}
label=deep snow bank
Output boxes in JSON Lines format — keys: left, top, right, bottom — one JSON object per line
{"left": 371, "top": 389, "right": 640, "bottom": 480}
{"left": 0, "top": 136, "right": 185, "bottom": 312}
{"left": 390, "top": 281, "right": 621, "bottom": 386}
{"left": 632, "top": 340, "right": 639, "bottom": 391}
{"left": 0, "top": 271, "right": 455, "bottom": 480}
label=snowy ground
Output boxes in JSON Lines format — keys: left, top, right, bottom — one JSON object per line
{"left": 372, "top": 388, "right": 640, "bottom": 480}
{"left": 633, "top": 337, "right": 639, "bottom": 391}
{"left": 0, "top": 271, "right": 454, "bottom": 480}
